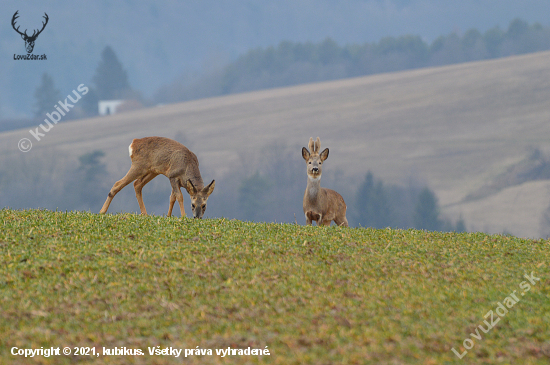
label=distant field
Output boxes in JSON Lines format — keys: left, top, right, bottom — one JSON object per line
{"left": 3, "top": 51, "right": 550, "bottom": 236}
{"left": 0, "top": 209, "right": 549, "bottom": 364}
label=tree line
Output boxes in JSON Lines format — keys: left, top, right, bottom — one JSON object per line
{"left": 155, "top": 18, "right": 550, "bottom": 103}
{"left": 235, "top": 167, "right": 466, "bottom": 232}
{"left": 353, "top": 172, "right": 465, "bottom": 232}
{"left": 18, "top": 46, "right": 138, "bottom": 127}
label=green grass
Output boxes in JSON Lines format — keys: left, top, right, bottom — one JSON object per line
{"left": 0, "top": 208, "right": 549, "bottom": 364}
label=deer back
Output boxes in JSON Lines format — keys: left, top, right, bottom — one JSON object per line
{"left": 130, "top": 137, "right": 203, "bottom": 187}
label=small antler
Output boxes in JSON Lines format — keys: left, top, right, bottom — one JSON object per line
{"left": 308, "top": 137, "right": 315, "bottom": 153}
{"left": 314, "top": 137, "right": 321, "bottom": 153}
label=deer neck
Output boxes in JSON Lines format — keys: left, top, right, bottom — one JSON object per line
{"left": 185, "top": 164, "right": 204, "bottom": 189}
{"left": 306, "top": 175, "right": 322, "bottom": 201}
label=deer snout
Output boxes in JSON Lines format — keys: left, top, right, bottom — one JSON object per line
{"left": 191, "top": 203, "right": 206, "bottom": 219}
{"left": 312, "top": 166, "right": 319, "bottom": 172}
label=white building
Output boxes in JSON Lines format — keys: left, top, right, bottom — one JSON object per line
{"left": 98, "top": 100, "right": 124, "bottom": 116}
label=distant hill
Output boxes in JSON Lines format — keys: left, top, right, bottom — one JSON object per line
{"left": 3, "top": 0, "right": 550, "bottom": 117}
{"left": 2, "top": 51, "right": 550, "bottom": 237}
{"left": 154, "top": 19, "right": 550, "bottom": 105}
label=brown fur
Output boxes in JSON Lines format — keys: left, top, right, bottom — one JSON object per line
{"left": 302, "top": 137, "right": 348, "bottom": 227}
{"left": 100, "top": 136, "right": 215, "bottom": 218}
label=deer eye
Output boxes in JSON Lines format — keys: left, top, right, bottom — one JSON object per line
{"left": 202, "top": 204, "right": 206, "bottom": 210}
{"left": 308, "top": 162, "right": 312, "bottom": 164}
{"left": 192, "top": 204, "right": 196, "bottom": 209}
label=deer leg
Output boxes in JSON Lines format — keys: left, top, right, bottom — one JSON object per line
{"left": 169, "top": 178, "right": 185, "bottom": 217}
{"left": 305, "top": 211, "right": 316, "bottom": 225}
{"left": 177, "top": 194, "right": 185, "bottom": 217}
{"left": 133, "top": 172, "right": 158, "bottom": 215}
{"left": 100, "top": 165, "right": 143, "bottom": 214}
{"left": 320, "top": 215, "right": 333, "bottom": 226}
{"left": 167, "top": 191, "right": 177, "bottom": 217}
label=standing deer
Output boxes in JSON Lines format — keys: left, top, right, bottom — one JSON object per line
{"left": 100, "top": 137, "right": 215, "bottom": 219}
{"left": 11, "top": 11, "right": 49, "bottom": 54}
{"left": 302, "top": 137, "right": 348, "bottom": 227}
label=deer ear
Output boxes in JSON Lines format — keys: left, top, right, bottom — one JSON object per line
{"left": 185, "top": 179, "right": 197, "bottom": 195}
{"left": 302, "top": 147, "right": 310, "bottom": 161}
{"left": 320, "top": 148, "right": 329, "bottom": 162}
{"left": 203, "top": 180, "right": 215, "bottom": 197}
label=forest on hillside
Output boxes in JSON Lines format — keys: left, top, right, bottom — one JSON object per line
{"left": 154, "top": 19, "right": 550, "bottom": 103}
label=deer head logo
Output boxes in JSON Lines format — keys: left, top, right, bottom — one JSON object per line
{"left": 12, "top": 11, "right": 49, "bottom": 54}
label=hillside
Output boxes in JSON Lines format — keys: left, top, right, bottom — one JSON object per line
{"left": 0, "top": 209, "right": 548, "bottom": 364}
{"left": 2, "top": 51, "right": 550, "bottom": 236}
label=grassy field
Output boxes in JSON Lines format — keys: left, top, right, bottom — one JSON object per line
{"left": 1, "top": 208, "right": 549, "bottom": 364}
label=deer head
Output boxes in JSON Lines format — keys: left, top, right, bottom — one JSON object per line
{"left": 12, "top": 11, "right": 49, "bottom": 54}
{"left": 302, "top": 137, "right": 329, "bottom": 179}
{"left": 184, "top": 179, "right": 216, "bottom": 219}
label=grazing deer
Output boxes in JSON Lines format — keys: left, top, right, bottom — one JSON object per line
{"left": 302, "top": 137, "right": 348, "bottom": 227}
{"left": 99, "top": 137, "right": 215, "bottom": 219}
